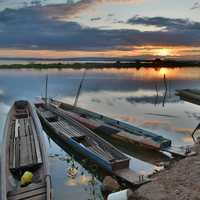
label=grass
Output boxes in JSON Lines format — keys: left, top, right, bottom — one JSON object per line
{"left": 0, "top": 60, "right": 200, "bottom": 69}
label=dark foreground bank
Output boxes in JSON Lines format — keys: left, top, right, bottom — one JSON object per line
{"left": 129, "top": 144, "right": 200, "bottom": 200}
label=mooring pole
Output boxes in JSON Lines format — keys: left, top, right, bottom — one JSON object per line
{"left": 45, "top": 74, "right": 48, "bottom": 105}
{"left": 73, "top": 69, "right": 87, "bottom": 108}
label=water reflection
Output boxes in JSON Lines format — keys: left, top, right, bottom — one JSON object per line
{"left": 0, "top": 67, "right": 200, "bottom": 199}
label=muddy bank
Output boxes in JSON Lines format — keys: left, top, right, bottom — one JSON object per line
{"left": 129, "top": 145, "right": 200, "bottom": 200}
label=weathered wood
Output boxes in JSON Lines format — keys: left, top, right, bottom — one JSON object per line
{"left": 2, "top": 101, "right": 51, "bottom": 200}
{"left": 46, "top": 176, "right": 52, "bottom": 200}
{"left": 58, "top": 121, "right": 80, "bottom": 137}
{"left": 28, "top": 194, "right": 46, "bottom": 200}
{"left": 30, "top": 118, "right": 42, "bottom": 164}
{"left": 25, "top": 124, "right": 34, "bottom": 165}
{"left": 15, "top": 120, "right": 19, "bottom": 138}
{"left": 37, "top": 102, "right": 150, "bottom": 188}
{"left": 20, "top": 136, "right": 30, "bottom": 167}
{"left": 8, "top": 182, "right": 45, "bottom": 196}
{"left": 14, "top": 137, "right": 20, "bottom": 169}
{"left": 19, "top": 119, "right": 26, "bottom": 137}
{"left": 9, "top": 122, "right": 15, "bottom": 169}
{"left": 115, "top": 168, "right": 143, "bottom": 184}
{"left": 176, "top": 89, "right": 200, "bottom": 105}
{"left": 8, "top": 187, "right": 46, "bottom": 200}
{"left": 51, "top": 122, "right": 73, "bottom": 137}
{"left": 88, "top": 145, "right": 114, "bottom": 161}
{"left": 50, "top": 120, "right": 85, "bottom": 140}
{"left": 27, "top": 124, "right": 37, "bottom": 164}
{"left": 10, "top": 117, "right": 43, "bottom": 170}
{"left": 42, "top": 111, "right": 56, "bottom": 120}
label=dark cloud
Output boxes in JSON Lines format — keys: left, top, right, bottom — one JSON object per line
{"left": 191, "top": 2, "right": 200, "bottom": 10}
{"left": 0, "top": 0, "right": 138, "bottom": 18}
{"left": 108, "top": 13, "right": 114, "bottom": 17}
{"left": 0, "top": 7, "right": 200, "bottom": 51}
{"left": 113, "top": 19, "right": 125, "bottom": 24}
{"left": 128, "top": 16, "right": 200, "bottom": 31}
{"left": 91, "top": 17, "right": 102, "bottom": 21}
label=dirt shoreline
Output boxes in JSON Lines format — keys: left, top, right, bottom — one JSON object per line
{"left": 129, "top": 144, "right": 200, "bottom": 200}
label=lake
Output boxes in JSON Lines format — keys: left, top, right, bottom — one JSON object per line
{"left": 0, "top": 67, "right": 199, "bottom": 199}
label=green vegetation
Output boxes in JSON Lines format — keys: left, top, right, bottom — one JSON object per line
{"left": 0, "top": 59, "right": 200, "bottom": 69}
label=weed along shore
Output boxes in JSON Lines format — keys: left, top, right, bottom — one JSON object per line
{"left": 127, "top": 144, "right": 200, "bottom": 200}
{"left": 0, "top": 59, "right": 200, "bottom": 69}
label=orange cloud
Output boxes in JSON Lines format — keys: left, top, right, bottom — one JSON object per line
{"left": 0, "top": 45, "right": 200, "bottom": 59}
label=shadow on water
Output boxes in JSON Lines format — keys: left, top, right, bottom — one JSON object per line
{"left": 45, "top": 129, "right": 106, "bottom": 200}
{"left": 42, "top": 119, "right": 135, "bottom": 199}
{"left": 93, "top": 131, "right": 171, "bottom": 166}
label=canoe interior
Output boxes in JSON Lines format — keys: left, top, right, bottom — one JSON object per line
{"left": 49, "top": 99, "right": 171, "bottom": 149}
{"left": 35, "top": 102, "right": 130, "bottom": 171}
{"left": 1, "top": 100, "right": 51, "bottom": 200}
{"left": 176, "top": 89, "right": 200, "bottom": 106}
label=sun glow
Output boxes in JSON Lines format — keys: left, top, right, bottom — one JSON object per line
{"left": 0, "top": 45, "right": 200, "bottom": 59}
{"left": 159, "top": 68, "right": 169, "bottom": 75}
{"left": 156, "top": 48, "right": 171, "bottom": 57}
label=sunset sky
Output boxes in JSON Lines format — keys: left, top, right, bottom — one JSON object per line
{"left": 0, "top": 0, "right": 200, "bottom": 59}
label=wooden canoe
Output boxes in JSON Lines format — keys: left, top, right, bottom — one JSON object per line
{"left": 1, "top": 100, "right": 52, "bottom": 200}
{"left": 176, "top": 89, "right": 200, "bottom": 105}
{"left": 35, "top": 101, "right": 149, "bottom": 187}
{"left": 48, "top": 98, "right": 171, "bottom": 150}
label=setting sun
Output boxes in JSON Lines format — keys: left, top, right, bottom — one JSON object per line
{"left": 156, "top": 48, "right": 171, "bottom": 57}
{"left": 159, "top": 68, "right": 169, "bottom": 75}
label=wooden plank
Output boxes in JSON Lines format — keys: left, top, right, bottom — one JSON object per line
{"left": 8, "top": 187, "right": 46, "bottom": 200}
{"left": 29, "top": 118, "right": 42, "bottom": 164}
{"left": 26, "top": 135, "right": 34, "bottom": 164}
{"left": 30, "top": 134, "right": 37, "bottom": 164}
{"left": 8, "top": 182, "right": 45, "bottom": 196}
{"left": 46, "top": 176, "right": 52, "bottom": 200}
{"left": 29, "top": 194, "right": 46, "bottom": 200}
{"left": 43, "top": 111, "right": 56, "bottom": 119}
{"left": 15, "top": 119, "right": 19, "bottom": 138}
{"left": 20, "top": 136, "right": 30, "bottom": 167}
{"left": 15, "top": 137, "right": 20, "bottom": 169}
{"left": 88, "top": 145, "right": 113, "bottom": 162}
{"left": 25, "top": 120, "right": 34, "bottom": 164}
{"left": 59, "top": 120, "right": 85, "bottom": 138}
{"left": 25, "top": 119, "right": 30, "bottom": 136}
{"left": 115, "top": 168, "right": 142, "bottom": 185}
{"left": 58, "top": 121, "right": 77, "bottom": 137}
{"left": 9, "top": 122, "right": 15, "bottom": 168}
{"left": 19, "top": 119, "right": 26, "bottom": 137}
{"left": 50, "top": 121, "right": 73, "bottom": 138}
{"left": 94, "top": 145, "right": 114, "bottom": 160}
{"left": 26, "top": 123, "right": 37, "bottom": 163}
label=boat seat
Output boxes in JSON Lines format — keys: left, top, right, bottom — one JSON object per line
{"left": 9, "top": 118, "right": 42, "bottom": 172}
{"left": 15, "top": 108, "right": 29, "bottom": 119}
{"left": 7, "top": 182, "right": 47, "bottom": 200}
{"left": 41, "top": 110, "right": 58, "bottom": 123}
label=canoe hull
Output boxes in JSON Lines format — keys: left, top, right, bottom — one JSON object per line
{"left": 36, "top": 108, "right": 128, "bottom": 173}
{"left": 1, "top": 100, "right": 52, "bottom": 200}
{"left": 49, "top": 99, "right": 171, "bottom": 150}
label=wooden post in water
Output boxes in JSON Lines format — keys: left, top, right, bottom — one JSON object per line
{"left": 162, "top": 74, "right": 168, "bottom": 107}
{"left": 45, "top": 74, "right": 48, "bottom": 105}
{"left": 73, "top": 69, "right": 87, "bottom": 108}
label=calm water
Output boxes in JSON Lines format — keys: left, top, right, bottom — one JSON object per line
{"left": 0, "top": 67, "right": 199, "bottom": 199}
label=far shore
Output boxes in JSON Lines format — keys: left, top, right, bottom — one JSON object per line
{"left": 0, "top": 60, "right": 200, "bottom": 69}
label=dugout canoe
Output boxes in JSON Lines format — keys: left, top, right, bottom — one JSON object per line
{"left": 1, "top": 100, "right": 52, "bottom": 200}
